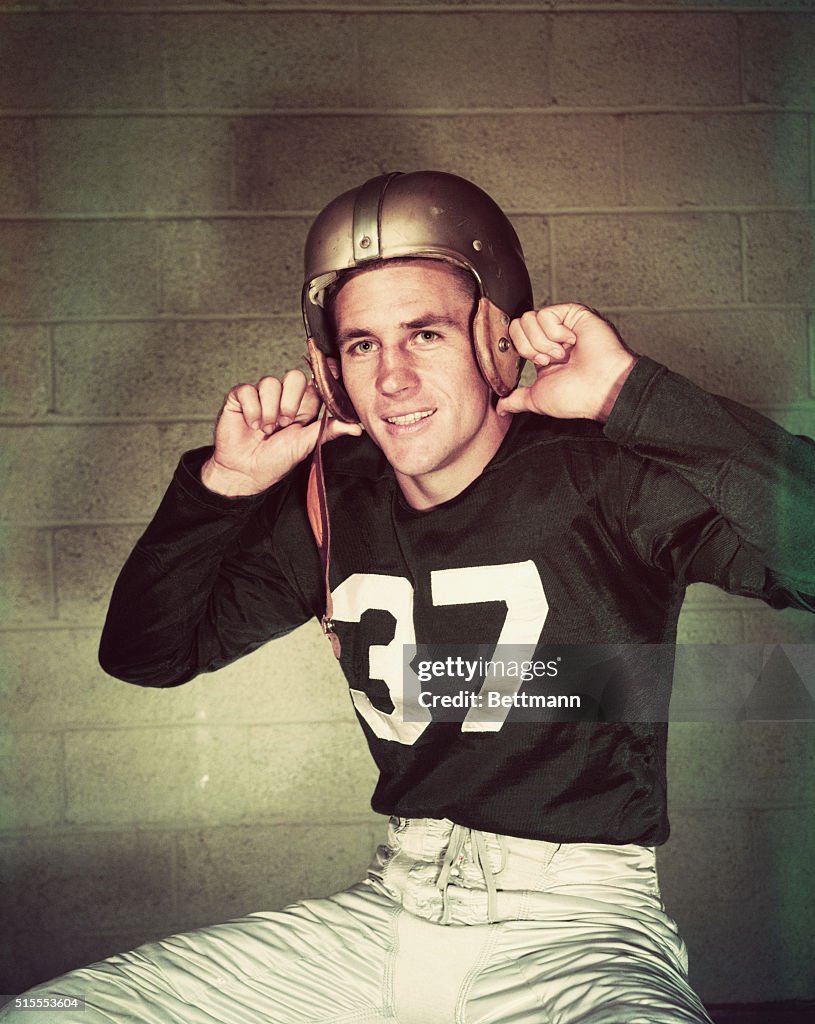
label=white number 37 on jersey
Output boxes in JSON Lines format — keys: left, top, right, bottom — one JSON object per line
{"left": 331, "top": 561, "right": 548, "bottom": 746}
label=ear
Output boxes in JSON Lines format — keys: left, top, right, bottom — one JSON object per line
{"left": 306, "top": 337, "right": 359, "bottom": 423}
{"left": 472, "top": 297, "right": 524, "bottom": 397}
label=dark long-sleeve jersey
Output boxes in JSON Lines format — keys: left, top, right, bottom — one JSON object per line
{"left": 99, "top": 357, "right": 815, "bottom": 845}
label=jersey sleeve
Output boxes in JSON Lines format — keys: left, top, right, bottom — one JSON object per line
{"left": 98, "top": 448, "right": 320, "bottom": 688}
{"left": 603, "top": 356, "right": 815, "bottom": 612}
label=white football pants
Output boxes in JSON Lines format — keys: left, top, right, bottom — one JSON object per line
{"left": 1, "top": 817, "right": 713, "bottom": 1023}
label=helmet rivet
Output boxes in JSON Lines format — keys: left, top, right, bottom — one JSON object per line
{"left": 498, "top": 337, "right": 511, "bottom": 352}
{"left": 359, "top": 235, "right": 371, "bottom": 249}
{"left": 472, "top": 239, "right": 483, "bottom": 252}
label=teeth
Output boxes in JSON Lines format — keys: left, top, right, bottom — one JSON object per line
{"left": 386, "top": 410, "right": 434, "bottom": 425}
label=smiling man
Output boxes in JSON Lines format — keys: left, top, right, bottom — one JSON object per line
{"left": 334, "top": 260, "right": 510, "bottom": 508}
{"left": 5, "top": 172, "right": 814, "bottom": 1024}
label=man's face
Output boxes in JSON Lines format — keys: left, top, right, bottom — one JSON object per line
{"left": 334, "top": 261, "right": 510, "bottom": 508}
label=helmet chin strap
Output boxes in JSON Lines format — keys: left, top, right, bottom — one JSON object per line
{"left": 306, "top": 408, "right": 342, "bottom": 660}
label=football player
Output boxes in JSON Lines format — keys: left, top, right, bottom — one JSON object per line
{"left": 5, "top": 172, "right": 814, "bottom": 1024}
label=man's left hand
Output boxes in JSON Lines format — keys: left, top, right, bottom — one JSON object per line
{"left": 496, "top": 303, "right": 638, "bottom": 423}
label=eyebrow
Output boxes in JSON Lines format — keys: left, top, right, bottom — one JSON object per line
{"left": 336, "top": 313, "right": 464, "bottom": 347}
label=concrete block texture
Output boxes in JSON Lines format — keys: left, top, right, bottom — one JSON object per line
{"left": 667, "top": 721, "right": 815, "bottom": 808}
{"left": 231, "top": 115, "right": 621, "bottom": 212}
{"left": 0, "top": 222, "right": 159, "bottom": 320}
{"left": 673, "top": 892, "right": 812, "bottom": 1004}
{"left": 657, "top": 807, "right": 756, "bottom": 907}
{"left": 0, "top": 527, "right": 54, "bottom": 623}
{"left": 64, "top": 726, "right": 254, "bottom": 826}
{"left": 3, "top": 628, "right": 198, "bottom": 731}
{"left": 551, "top": 13, "right": 740, "bottom": 107}
{"left": 54, "top": 318, "right": 309, "bottom": 419}
{"left": 623, "top": 113, "right": 810, "bottom": 207}
{"left": 53, "top": 525, "right": 144, "bottom": 622}
{"left": 54, "top": 322, "right": 234, "bottom": 419}
{"left": 157, "top": 422, "right": 217, "bottom": 482}
{"left": 174, "top": 820, "right": 384, "bottom": 929}
{"left": 42, "top": 615, "right": 351, "bottom": 737}
{"left": 736, "top": 722, "right": 815, "bottom": 806}
{"left": 158, "top": 218, "right": 308, "bottom": 316}
{"left": 671, "top": 806, "right": 815, "bottom": 1003}
{"left": 355, "top": 13, "right": 550, "bottom": 109}
{"left": 0, "top": 732, "right": 64, "bottom": 831}
{"left": 0, "top": 14, "right": 163, "bottom": 110}
{"left": 160, "top": 13, "right": 359, "bottom": 110}
{"left": 246, "top": 722, "right": 379, "bottom": 819}
{"left": 742, "top": 14, "right": 815, "bottom": 108}
{"left": 35, "top": 118, "right": 234, "bottom": 214}
{"left": 511, "top": 216, "right": 551, "bottom": 305}
{"left": 0, "top": 325, "right": 51, "bottom": 419}
{"left": 615, "top": 310, "right": 810, "bottom": 406}
{"left": 675, "top": 609, "right": 744, "bottom": 645}
{"left": 741, "top": 604, "right": 815, "bottom": 643}
{"left": 0, "top": 120, "right": 37, "bottom": 212}
{"left": 3, "top": 830, "right": 177, "bottom": 933}
{"left": 190, "top": 622, "right": 359, "bottom": 725}
{"left": 667, "top": 723, "right": 745, "bottom": 808}
{"left": 230, "top": 315, "right": 309, "bottom": 382}
{"left": 0, "top": 424, "right": 164, "bottom": 523}
{"left": 63, "top": 722, "right": 377, "bottom": 825}
{"left": 751, "top": 807, "right": 815, "bottom": 935}
{"left": 552, "top": 214, "right": 742, "bottom": 307}
{"left": 745, "top": 212, "right": 814, "bottom": 306}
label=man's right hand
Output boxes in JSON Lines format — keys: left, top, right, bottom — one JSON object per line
{"left": 201, "top": 369, "right": 362, "bottom": 496}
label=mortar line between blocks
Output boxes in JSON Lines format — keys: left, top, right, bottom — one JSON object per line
{"left": 739, "top": 214, "right": 750, "bottom": 303}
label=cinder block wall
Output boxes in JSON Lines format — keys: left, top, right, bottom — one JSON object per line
{"left": 1, "top": 0, "right": 813, "bottom": 1004}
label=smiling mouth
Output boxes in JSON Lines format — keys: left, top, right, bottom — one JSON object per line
{"left": 384, "top": 410, "right": 436, "bottom": 426}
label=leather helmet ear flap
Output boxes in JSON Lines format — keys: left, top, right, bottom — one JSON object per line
{"left": 472, "top": 297, "right": 523, "bottom": 397}
{"left": 306, "top": 336, "right": 359, "bottom": 423}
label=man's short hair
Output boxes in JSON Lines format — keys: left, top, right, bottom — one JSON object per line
{"left": 325, "top": 256, "right": 480, "bottom": 340}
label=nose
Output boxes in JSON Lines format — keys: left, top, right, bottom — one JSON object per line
{"left": 376, "top": 345, "right": 419, "bottom": 397}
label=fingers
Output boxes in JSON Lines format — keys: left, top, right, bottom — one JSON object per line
{"left": 273, "top": 369, "right": 316, "bottom": 429}
{"left": 260, "top": 370, "right": 314, "bottom": 431}
{"left": 255, "top": 376, "right": 282, "bottom": 432}
{"left": 223, "top": 370, "right": 318, "bottom": 435}
{"left": 221, "top": 382, "right": 262, "bottom": 431}
{"left": 509, "top": 308, "right": 577, "bottom": 368}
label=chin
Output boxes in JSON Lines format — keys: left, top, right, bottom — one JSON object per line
{"left": 381, "top": 446, "right": 444, "bottom": 480}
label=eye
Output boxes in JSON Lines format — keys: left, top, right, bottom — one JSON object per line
{"left": 348, "top": 339, "right": 377, "bottom": 356}
{"left": 416, "top": 330, "right": 439, "bottom": 343}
